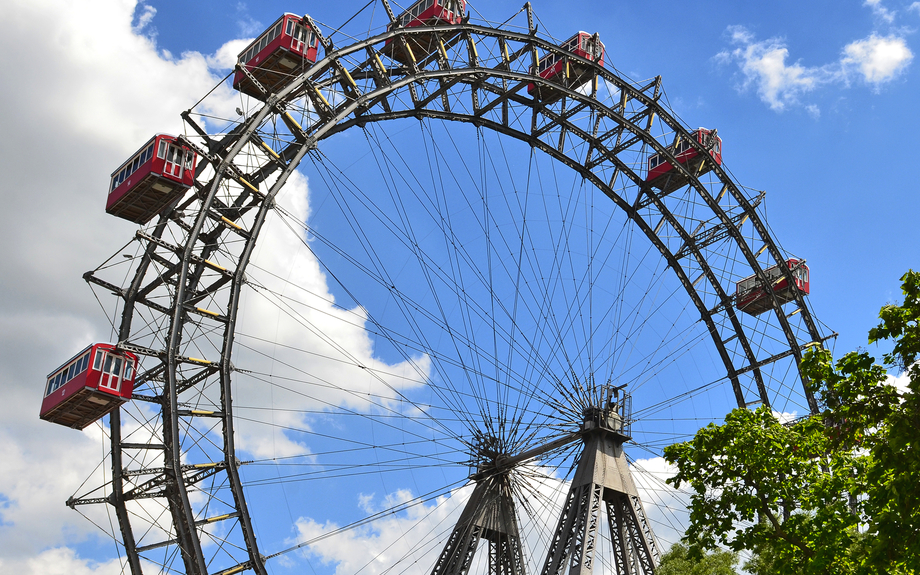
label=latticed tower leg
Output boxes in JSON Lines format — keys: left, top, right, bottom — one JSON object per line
{"left": 607, "top": 494, "right": 631, "bottom": 575}
{"left": 606, "top": 494, "right": 659, "bottom": 575}
{"left": 489, "top": 532, "right": 526, "bottom": 575}
{"left": 539, "top": 407, "right": 660, "bottom": 575}
{"left": 431, "top": 473, "right": 525, "bottom": 575}
{"left": 494, "top": 517, "right": 526, "bottom": 575}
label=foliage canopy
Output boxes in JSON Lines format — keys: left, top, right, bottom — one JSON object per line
{"left": 657, "top": 542, "right": 738, "bottom": 575}
{"left": 664, "top": 270, "right": 920, "bottom": 575}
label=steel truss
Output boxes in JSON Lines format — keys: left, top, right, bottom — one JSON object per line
{"left": 74, "top": 6, "right": 833, "bottom": 575}
{"left": 449, "top": 398, "right": 659, "bottom": 575}
{"left": 431, "top": 473, "right": 526, "bottom": 575}
{"left": 540, "top": 408, "right": 659, "bottom": 575}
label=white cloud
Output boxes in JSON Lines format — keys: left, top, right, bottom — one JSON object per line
{"left": 718, "top": 25, "right": 913, "bottom": 112}
{"left": 132, "top": 3, "right": 156, "bottom": 33}
{"left": 208, "top": 37, "right": 253, "bottom": 70}
{"left": 0, "top": 548, "right": 124, "bottom": 575}
{"left": 631, "top": 456, "right": 688, "bottom": 549}
{"left": 0, "top": 424, "right": 107, "bottom": 557}
{"left": 228, "top": 170, "right": 431, "bottom": 461}
{"left": 864, "top": 0, "right": 896, "bottom": 23}
{"left": 290, "top": 484, "right": 472, "bottom": 575}
{"left": 887, "top": 369, "right": 913, "bottom": 395}
{"left": 717, "top": 27, "right": 826, "bottom": 111}
{"left": 0, "top": 547, "right": 164, "bottom": 575}
{"left": 841, "top": 34, "right": 913, "bottom": 84}
{"left": 910, "top": 2, "right": 920, "bottom": 14}
{"left": 0, "top": 0, "right": 253, "bottom": 567}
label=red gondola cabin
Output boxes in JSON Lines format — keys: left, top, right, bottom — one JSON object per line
{"left": 40, "top": 343, "right": 138, "bottom": 429}
{"left": 382, "top": 0, "right": 465, "bottom": 65}
{"left": 233, "top": 14, "right": 320, "bottom": 99}
{"left": 528, "top": 32, "right": 606, "bottom": 103}
{"left": 106, "top": 134, "right": 197, "bottom": 224}
{"left": 736, "top": 259, "right": 810, "bottom": 316}
{"left": 646, "top": 128, "right": 722, "bottom": 193}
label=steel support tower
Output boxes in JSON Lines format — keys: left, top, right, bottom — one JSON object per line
{"left": 540, "top": 399, "right": 660, "bottom": 575}
{"left": 431, "top": 442, "right": 526, "bottom": 575}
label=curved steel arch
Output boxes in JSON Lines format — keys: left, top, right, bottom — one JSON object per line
{"left": 78, "top": 18, "right": 830, "bottom": 575}
{"left": 273, "top": 20, "right": 824, "bottom": 410}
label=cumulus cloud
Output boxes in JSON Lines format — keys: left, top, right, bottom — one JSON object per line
{"left": 228, "top": 170, "right": 431, "bottom": 461}
{"left": 716, "top": 26, "right": 827, "bottom": 111}
{"left": 0, "top": 0, "right": 250, "bottom": 568}
{"left": 911, "top": 2, "right": 920, "bottom": 14}
{"left": 289, "top": 473, "right": 526, "bottom": 575}
{"left": 0, "top": 548, "right": 124, "bottom": 575}
{"left": 717, "top": 24, "right": 913, "bottom": 112}
{"left": 631, "top": 456, "right": 688, "bottom": 550}
{"left": 841, "top": 34, "right": 913, "bottom": 84}
{"left": 0, "top": 424, "right": 107, "bottom": 557}
{"left": 208, "top": 37, "right": 254, "bottom": 70}
{"left": 864, "top": 0, "right": 896, "bottom": 23}
{"left": 0, "top": 547, "right": 165, "bottom": 575}
{"left": 291, "top": 486, "right": 470, "bottom": 575}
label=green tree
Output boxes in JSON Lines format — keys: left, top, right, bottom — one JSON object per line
{"left": 807, "top": 269, "right": 920, "bottom": 572}
{"left": 657, "top": 542, "right": 738, "bottom": 575}
{"left": 663, "top": 405, "right": 860, "bottom": 574}
{"left": 740, "top": 536, "right": 781, "bottom": 575}
{"left": 663, "top": 270, "right": 920, "bottom": 575}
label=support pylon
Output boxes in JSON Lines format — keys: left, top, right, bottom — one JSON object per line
{"left": 431, "top": 466, "right": 525, "bottom": 575}
{"left": 540, "top": 399, "right": 660, "bottom": 575}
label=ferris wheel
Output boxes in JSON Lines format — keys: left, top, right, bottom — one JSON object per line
{"left": 46, "top": 2, "right": 834, "bottom": 574}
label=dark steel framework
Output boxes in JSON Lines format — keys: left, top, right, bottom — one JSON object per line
{"left": 431, "top": 470, "right": 526, "bottom": 575}
{"left": 539, "top": 404, "right": 659, "bottom": 575}
{"left": 71, "top": 4, "right": 833, "bottom": 575}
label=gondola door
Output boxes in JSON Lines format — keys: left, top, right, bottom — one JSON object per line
{"left": 98, "top": 351, "right": 125, "bottom": 393}
{"left": 163, "top": 143, "right": 184, "bottom": 179}
{"left": 291, "top": 20, "right": 307, "bottom": 53}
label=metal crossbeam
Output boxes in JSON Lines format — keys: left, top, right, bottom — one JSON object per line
{"left": 731, "top": 332, "right": 838, "bottom": 378}
{"left": 674, "top": 193, "right": 765, "bottom": 259}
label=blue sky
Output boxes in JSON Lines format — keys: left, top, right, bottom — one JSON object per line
{"left": 0, "top": 0, "right": 917, "bottom": 573}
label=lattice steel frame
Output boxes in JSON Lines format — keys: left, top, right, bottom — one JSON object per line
{"left": 75, "top": 11, "right": 831, "bottom": 575}
{"left": 540, "top": 410, "right": 659, "bottom": 575}
{"left": 430, "top": 473, "right": 526, "bottom": 575}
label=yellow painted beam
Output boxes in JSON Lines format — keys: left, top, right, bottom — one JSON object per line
{"left": 203, "top": 259, "right": 227, "bottom": 272}
{"left": 238, "top": 177, "right": 259, "bottom": 194}
{"left": 221, "top": 216, "right": 242, "bottom": 230}
{"left": 283, "top": 111, "right": 303, "bottom": 132}
{"left": 260, "top": 141, "right": 280, "bottom": 160}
